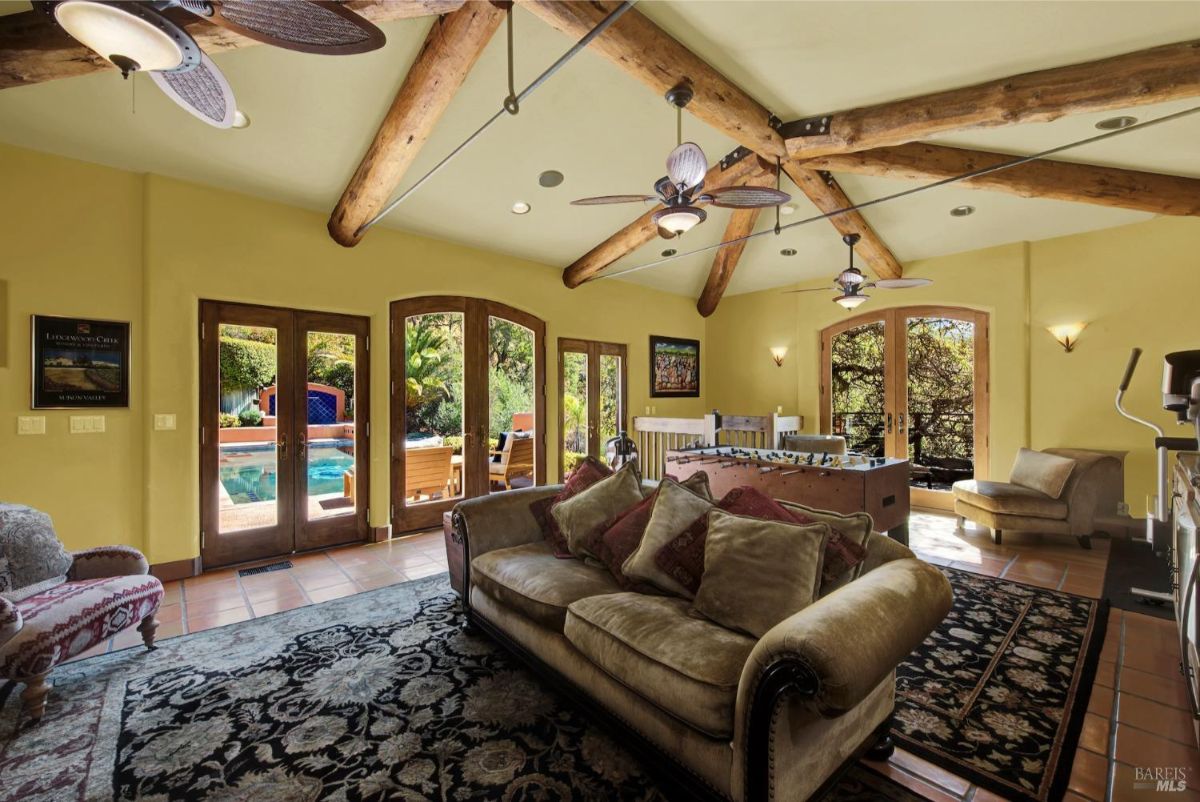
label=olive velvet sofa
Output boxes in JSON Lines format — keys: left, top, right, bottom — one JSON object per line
{"left": 450, "top": 486, "right": 952, "bottom": 802}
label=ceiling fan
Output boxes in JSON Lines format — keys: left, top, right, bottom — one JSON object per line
{"left": 785, "top": 233, "right": 932, "bottom": 309}
{"left": 571, "top": 85, "right": 792, "bottom": 239}
{"left": 37, "top": 0, "right": 386, "bottom": 128}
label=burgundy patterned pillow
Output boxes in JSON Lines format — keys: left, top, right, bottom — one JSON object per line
{"left": 597, "top": 492, "right": 660, "bottom": 590}
{"left": 531, "top": 457, "right": 614, "bottom": 558}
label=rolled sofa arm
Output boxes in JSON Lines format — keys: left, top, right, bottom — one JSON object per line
{"left": 69, "top": 545, "right": 150, "bottom": 581}
{"left": 453, "top": 485, "right": 562, "bottom": 563}
{"left": 0, "top": 595, "right": 22, "bottom": 649}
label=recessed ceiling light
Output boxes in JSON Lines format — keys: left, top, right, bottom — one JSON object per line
{"left": 950, "top": 205, "right": 975, "bottom": 217}
{"left": 231, "top": 110, "right": 250, "bottom": 129}
{"left": 780, "top": 204, "right": 796, "bottom": 216}
{"left": 538, "top": 170, "right": 564, "bottom": 188}
{"left": 1096, "top": 115, "right": 1137, "bottom": 131}
{"left": 780, "top": 248, "right": 797, "bottom": 256}
{"left": 661, "top": 248, "right": 677, "bottom": 257}
{"left": 511, "top": 201, "right": 531, "bottom": 215}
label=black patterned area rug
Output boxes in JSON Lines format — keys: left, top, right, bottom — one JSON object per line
{"left": 0, "top": 574, "right": 922, "bottom": 802}
{"left": 894, "top": 567, "right": 1109, "bottom": 802}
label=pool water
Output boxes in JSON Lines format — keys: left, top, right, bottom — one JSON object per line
{"left": 219, "top": 444, "right": 354, "bottom": 504}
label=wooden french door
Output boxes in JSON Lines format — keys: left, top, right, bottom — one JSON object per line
{"left": 200, "top": 301, "right": 370, "bottom": 568}
{"left": 390, "top": 297, "right": 546, "bottom": 533}
{"left": 558, "top": 338, "right": 628, "bottom": 480}
{"left": 821, "top": 306, "right": 989, "bottom": 510}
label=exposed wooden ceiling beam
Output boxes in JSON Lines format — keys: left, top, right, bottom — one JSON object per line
{"left": 563, "top": 153, "right": 772, "bottom": 288}
{"left": 781, "top": 165, "right": 904, "bottom": 280}
{"left": 696, "top": 207, "right": 762, "bottom": 317}
{"left": 327, "top": 2, "right": 504, "bottom": 247}
{"left": 0, "top": 1, "right": 464, "bottom": 90}
{"left": 800, "top": 143, "right": 1200, "bottom": 217}
{"left": 785, "top": 39, "right": 1200, "bottom": 159}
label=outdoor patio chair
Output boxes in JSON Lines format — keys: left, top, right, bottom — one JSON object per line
{"left": 405, "top": 446, "right": 455, "bottom": 501}
{"left": 490, "top": 435, "right": 534, "bottom": 490}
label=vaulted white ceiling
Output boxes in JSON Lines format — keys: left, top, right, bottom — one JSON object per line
{"left": 1, "top": 1, "right": 1197, "bottom": 296}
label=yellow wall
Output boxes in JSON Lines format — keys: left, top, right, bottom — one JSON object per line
{"left": 707, "top": 219, "right": 1200, "bottom": 513}
{"left": 1, "top": 144, "right": 705, "bottom": 562}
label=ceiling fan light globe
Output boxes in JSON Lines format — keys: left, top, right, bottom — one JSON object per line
{"left": 835, "top": 293, "right": 869, "bottom": 310}
{"left": 837, "top": 268, "right": 866, "bottom": 286}
{"left": 653, "top": 205, "right": 706, "bottom": 236}
{"left": 54, "top": 1, "right": 189, "bottom": 72}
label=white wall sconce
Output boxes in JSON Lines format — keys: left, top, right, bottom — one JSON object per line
{"left": 1047, "top": 323, "right": 1087, "bottom": 353}
{"left": 770, "top": 346, "right": 788, "bottom": 367}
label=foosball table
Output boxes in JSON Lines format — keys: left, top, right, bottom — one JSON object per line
{"left": 665, "top": 446, "right": 912, "bottom": 544}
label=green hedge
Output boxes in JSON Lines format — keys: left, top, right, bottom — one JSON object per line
{"left": 220, "top": 337, "right": 276, "bottom": 391}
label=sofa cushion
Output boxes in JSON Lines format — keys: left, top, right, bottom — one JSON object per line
{"left": 623, "top": 478, "right": 715, "bottom": 597}
{"left": 0, "top": 575, "right": 163, "bottom": 677}
{"left": 471, "top": 542, "right": 622, "bottom": 631}
{"left": 1010, "top": 448, "right": 1077, "bottom": 499}
{"left": 952, "top": 479, "right": 1069, "bottom": 520}
{"left": 694, "top": 509, "right": 829, "bottom": 638}
{"left": 565, "top": 592, "right": 756, "bottom": 738}
{"left": 552, "top": 463, "right": 644, "bottom": 560}
{"left": 0, "top": 504, "right": 73, "bottom": 601}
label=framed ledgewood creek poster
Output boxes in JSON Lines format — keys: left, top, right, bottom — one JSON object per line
{"left": 649, "top": 335, "right": 700, "bottom": 398}
{"left": 31, "top": 315, "right": 130, "bottom": 409}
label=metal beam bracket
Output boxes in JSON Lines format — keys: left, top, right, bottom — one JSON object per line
{"left": 719, "top": 145, "right": 753, "bottom": 171}
{"left": 780, "top": 115, "right": 833, "bottom": 139}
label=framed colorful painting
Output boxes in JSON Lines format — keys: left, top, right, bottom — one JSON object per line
{"left": 649, "top": 335, "right": 700, "bottom": 398}
{"left": 31, "top": 315, "right": 131, "bottom": 408}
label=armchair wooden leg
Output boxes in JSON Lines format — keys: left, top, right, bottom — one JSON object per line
{"left": 138, "top": 613, "right": 159, "bottom": 650}
{"left": 1077, "top": 535, "right": 1093, "bottom": 550}
{"left": 21, "top": 672, "right": 50, "bottom": 723}
{"left": 992, "top": 529, "right": 1002, "bottom": 546}
{"left": 865, "top": 714, "right": 895, "bottom": 761}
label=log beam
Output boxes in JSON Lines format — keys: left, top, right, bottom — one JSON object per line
{"left": 781, "top": 165, "right": 903, "bottom": 280}
{"left": 564, "top": 153, "right": 773, "bottom": 288}
{"left": 785, "top": 39, "right": 1200, "bottom": 159}
{"left": 800, "top": 143, "right": 1200, "bottom": 217}
{"left": 696, "top": 207, "right": 762, "bottom": 317}
{"left": 327, "top": 2, "right": 505, "bottom": 247}
{"left": 0, "top": 1, "right": 464, "bottom": 90}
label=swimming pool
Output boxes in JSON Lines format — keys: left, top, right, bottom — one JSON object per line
{"left": 219, "top": 442, "right": 354, "bottom": 504}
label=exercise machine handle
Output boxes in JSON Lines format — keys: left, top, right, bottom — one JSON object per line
{"left": 1119, "top": 347, "right": 1142, "bottom": 392}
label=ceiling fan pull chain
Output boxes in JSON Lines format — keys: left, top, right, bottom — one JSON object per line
{"left": 503, "top": 6, "right": 519, "bottom": 115}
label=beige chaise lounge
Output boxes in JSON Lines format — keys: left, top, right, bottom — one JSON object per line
{"left": 952, "top": 447, "right": 1122, "bottom": 548}
{"left": 451, "top": 486, "right": 951, "bottom": 802}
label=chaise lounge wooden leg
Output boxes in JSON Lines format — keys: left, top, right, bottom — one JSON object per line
{"left": 1077, "top": 535, "right": 1092, "bottom": 550}
{"left": 991, "top": 529, "right": 1002, "bottom": 545}
{"left": 21, "top": 672, "right": 50, "bottom": 723}
{"left": 138, "top": 613, "right": 159, "bottom": 650}
{"left": 957, "top": 515, "right": 966, "bottom": 529}
{"left": 865, "top": 715, "right": 895, "bottom": 761}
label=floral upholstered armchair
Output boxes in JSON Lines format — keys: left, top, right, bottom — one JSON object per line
{"left": 0, "top": 503, "right": 163, "bottom": 723}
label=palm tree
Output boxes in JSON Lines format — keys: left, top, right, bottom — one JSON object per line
{"left": 405, "top": 319, "right": 451, "bottom": 409}
{"left": 563, "top": 393, "right": 587, "bottom": 453}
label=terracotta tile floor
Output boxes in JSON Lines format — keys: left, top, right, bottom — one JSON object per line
{"left": 67, "top": 510, "right": 1200, "bottom": 800}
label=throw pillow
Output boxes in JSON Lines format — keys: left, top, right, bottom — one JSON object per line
{"left": 778, "top": 501, "right": 871, "bottom": 590}
{"left": 530, "top": 457, "right": 614, "bottom": 557}
{"left": 1010, "top": 448, "right": 1077, "bottom": 499}
{"left": 693, "top": 509, "right": 830, "bottom": 638}
{"left": 622, "top": 477, "right": 715, "bottom": 597}
{"left": 0, "top": 503, "right": 73, "bottom": 598}
{"left": 0, "top": 557, "right": 11, "bottom": 595}
{"left": 595, "top": 472, "right": 712, "bottom": 588}
{"left": 552, "top": 463, "right": 644, "bottom": 559}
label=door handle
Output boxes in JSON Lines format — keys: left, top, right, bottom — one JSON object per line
{"left": 297, "top": 432, "right": 307, "bottom": 460}
{"left": 898, "top": 413, "right": 906, "bottom": 434}
{"left": 279, "top": 434, "right": 287, "bottom": 459}
{"left": 886, "top": 412, "right": 893, "bottom": 434}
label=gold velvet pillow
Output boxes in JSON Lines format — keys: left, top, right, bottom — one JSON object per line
{"left": 552, "top": 462, "right": 644, "bottom": 559}
{"left": 778, "top": 501, "right": 873, "bottom": 593}
{"left": 622, "top": 477, "right": 715, "bottom": 597}
{"left": 693, "top": 509, "right": 830, "bottom": 638}
{"left": 1010, "top": 448, "right": 1077, "bottom": 499}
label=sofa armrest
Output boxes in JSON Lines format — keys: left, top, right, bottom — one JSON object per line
{"left": 1044, "top": 448, "right": 1123, "bottom": 536}
{"left": 734, "top": 558, "right": 951, "bottom": 795}
{"left": 453, "top": 485, "right": 562, "bottom": 564}
{"left": 0, "top": 595, "right": 23, "bottom": 649}
{"left": 69, "top": 545, "right": 149, "bottom": 580}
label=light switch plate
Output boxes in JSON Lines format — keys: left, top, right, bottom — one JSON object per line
{"left": 17, "top": 416, "right": 45, "bottom": 435}
{"left": 154, "top": 414, "right": 177, "bottom": 431}
{"left": 69, "top": 415, "right": 105, "bottom": 434}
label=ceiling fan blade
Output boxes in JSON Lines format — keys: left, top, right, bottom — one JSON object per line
{"left": 874, "top": 278, "right": 934, "bottom": 289}
{"left": 149, "top": 51, "right": 237, "bottom": 128}
{"left": 187, "top": 0, "right": 386, "bottom": 55}
{"left": 782, "top": 288, "right": 835, "bottom": 294}
{"left": 706, "top": 186, "right": 792, "bottom": 209}
{"left": 571, "top": 195, "right": 658, "bottom": 206}
{"left": 666, "top": 142, "right": 707, "bottom": 189}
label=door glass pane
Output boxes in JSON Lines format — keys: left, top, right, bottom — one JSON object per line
{"left": 906, "top": 317, "right": 976, "bottom": 491}
{"left": 404, "top": 313, "right": 463, "bottom": 505}
{"left": 488, "top": 317, "right": 536, "bottom": 493}
{"left": 599, "top": 354, "right": 622, "bottom": 465}
{"left": 217, "top": 323, "right": 278, "bottom": 532}
{"left": 830, "top": 322, "right": 886, "bottom": 458}
{"left": 562, "top": 351, "right": 589, "bottom": 474}
{"left": 304, "top": 331, "right": 357, "bottom": 520}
